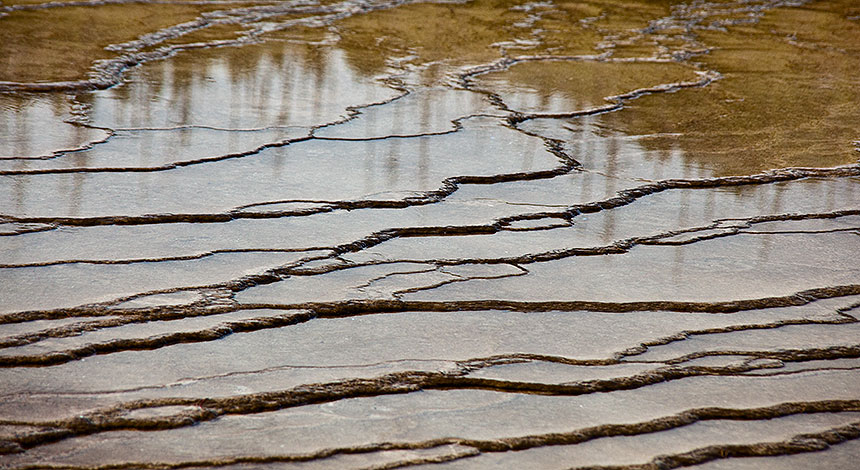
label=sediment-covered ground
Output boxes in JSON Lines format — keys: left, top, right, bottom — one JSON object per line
{"left": 1, "top": 0, "right": 859, "bottom": 468}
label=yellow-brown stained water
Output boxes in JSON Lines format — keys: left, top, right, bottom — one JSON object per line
{"left": 600, "top": 2, "right": 860, "bottom": 174}
{"left": 0, "top": 3, "right": 232, "bottom": 82}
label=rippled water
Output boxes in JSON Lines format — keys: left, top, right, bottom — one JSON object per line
{"left": 1, "top": 0, "right": 859, "bottom": 468}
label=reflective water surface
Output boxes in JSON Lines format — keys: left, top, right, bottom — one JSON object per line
{"left": 1, "top": 0, "right": 859, "bottom": 467}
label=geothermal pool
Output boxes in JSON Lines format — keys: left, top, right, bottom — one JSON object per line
{"left": 1, "top": 0, "right": 859, "bottom": 468}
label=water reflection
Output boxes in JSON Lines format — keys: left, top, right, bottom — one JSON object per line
{"left": 0, "top": 1, "right": 857, "bottom": 263}
{"left": 79, "top": 42, "right": 397, "bottom": 130}
{"left": 3, "top": 0, "right": 857, "bottom": 180}
{"left": 0, "top": 94, "right": 108, "bottom": 158}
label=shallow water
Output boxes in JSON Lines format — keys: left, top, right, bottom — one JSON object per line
{"left": 1, "top": 0, "right": 859, "bottom": 468}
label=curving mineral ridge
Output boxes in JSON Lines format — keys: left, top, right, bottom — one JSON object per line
{"left": 1, "top": 0, "right": 859, "bottom": 468}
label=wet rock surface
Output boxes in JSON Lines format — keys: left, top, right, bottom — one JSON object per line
{"left": 1, "top": 0, "right": 859, "bottom": 468}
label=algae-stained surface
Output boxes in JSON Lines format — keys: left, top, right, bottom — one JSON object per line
{"left": 1, "top": 0, "right": 859, "bottom": 467}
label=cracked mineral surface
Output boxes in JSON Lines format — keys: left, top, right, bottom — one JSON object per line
{"left": 1, "top": 0, "right": 859, "bottom": 468}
